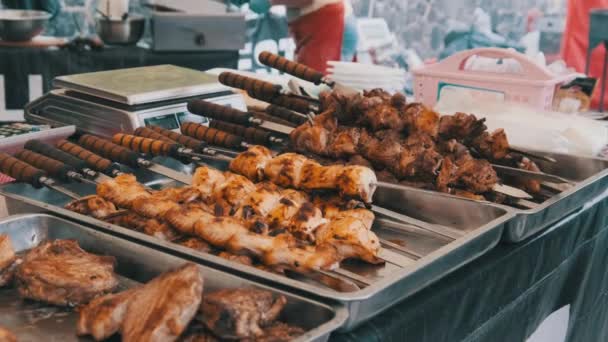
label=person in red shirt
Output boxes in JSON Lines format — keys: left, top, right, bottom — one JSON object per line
{"left": 561, "top": 0, "right": 608, "bottom": 110}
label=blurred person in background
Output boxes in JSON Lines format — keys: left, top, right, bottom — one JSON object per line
{"left": 561, "top": 0, "right": 608, "bottom": 110}
{"left": 1, "top": 0, "right": 60, "bottom": 17}
{"left": 244, "top": 0, "right": 346, "bottom": 72}
{"left": 342, "top": 0, "right": 358, "bottom": 62}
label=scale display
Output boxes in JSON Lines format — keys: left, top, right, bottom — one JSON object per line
{"left": 144, "top": 114, "right": 180, "bottom": 130}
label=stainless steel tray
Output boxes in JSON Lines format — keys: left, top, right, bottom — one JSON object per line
{"left": 493, "top": 150, "right": 608, "bottom": 242}
{"left": 0, "top": 169, "right": 513, "bottom": 331}
{"left": 0, "top": 213, "right": 347, "bottom": 341}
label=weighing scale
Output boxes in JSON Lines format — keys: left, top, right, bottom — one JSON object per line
{"left": 24, "top": 65, "right": 247, "bottom": 139}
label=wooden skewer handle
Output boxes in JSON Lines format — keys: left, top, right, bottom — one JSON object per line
{"left": 187, "top": 99, "right": 253, "bottom": 127}
{"left": 249, "top": 91, "right": 312, "bottom": 114}
{"left": 209, "top": 120, "right": 272, "bottom": 145}
{"left": 265, "top": 105, "right": 307, "bottom": 125}
{"left": 0, "top": 152, "right": 46, "bottom": 188}
{"left": 15, "top": 149, "right": 75, "bottom": 182}
{"left": 218, "top": 71, "right": 281, "bottom": 99}
{"left": 78, "top": 134, "right": 141, "bottom": 168}
{"left": 24, "top": 139, "right": 88, "bottom": 171}
{"left": 258, "top": 51, "right": 324, "bottom": 85}
{"left": 148, "top": 125, "right": 208, "bottom": 152}
{"left": 56, "top": 139, "right": 115, "bottom": 173}
{"left": 180, "top": 122, "right": 245, "bottom": 150}
{"left": 134, "top": 127, "right": 176, "bottom": 143}
{"left": 112, "top": 134, "right": 179, "bottom": 157}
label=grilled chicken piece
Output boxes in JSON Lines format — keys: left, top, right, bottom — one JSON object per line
{"left": 289, "top": 124, "right": 330, "bottom": 156}
{"left": 452, "top": 156, "right": 498, "bottom": 194}
{"left": 192, "top": 166, "right": 226, "bottom": 196}
{"left": 97, "top": 174, "right": 151, "bottom": 209}
{"left": 315, "top": 217, "right": 382, "bottom": 264}
{"left": 0, "top": 234, "right": 16, "bottom": 271}
{"left": 233, "top": 182, "right": 283, "bottom": 219}
{"left": 132, "top": 196, "right": 181, "bottom": 219}
{"left": 514, "top": 157, "right": 542, "bottom": 194}
{"left": 229, "top": 145, "right": 273, "bottom": 182}
{"left": 327, "top": 127, "right": 360, "bottom": 158}
{"left": 359, "top": 129, "right": 403, "bottom": 167}
{"left": 211, "top": 173, "right": 257, "bottom": 215}
{"left": 122, "top": 263, "right": 204, "bottom": 342}
{"left": 217, "top": 251, "right": 254, "bottom": 266}
{"left": 263, "top": 153, "right": 309, "bottom": 188}
{"left": 438, "top": 112, "right": 487, "bottom": 140}
{"left": 111, "top": 212, "right": 181, "bottom": 241}
{"left": 65, "top": 195, "right": 118, "bottom": 219}
{"left": 472, "top": 129, "right": 509, "bottom": 160}
{"left": 77, "top": 287, "right": 139, "bottom": 341}
{"left": 201, "top": 288, "right": 287, "bottom": 339}
{"left": 0, "top": 235, "right": 18, "bottom": 287}
{"left": 404, "top": 103, "right": 440, "bottom": 137}
{"left": 356, "top": 95, "right": 406, "bottom": 131}
{"left": 0, "top": 327, "right": 16, "bottom": 342}
{"left": 0, "top": 258, "right": 21, "bottom": 287}
{"left": 175, "top": 237, "right": 213, "bottom": 253}
{"left": 15, "top": 240, "right": 118, "bottom": 306}
{"left": 300, "top": 163, "right": 377, "bottom": 203}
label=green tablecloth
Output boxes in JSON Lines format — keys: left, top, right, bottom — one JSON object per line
{"left": 0, "top": 46, "right": 239, "bottom": 110}
{"left": 333, "top": 190, "right": 608, "bottom": 341}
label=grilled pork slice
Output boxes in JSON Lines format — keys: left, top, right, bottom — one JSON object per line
{"left": 201, "top": 288, "right": 287, "bottom": 339}
{"left": 15, "top": 240, "right": 118, "bottom": 306}
{"left": 251, "top": 322, "right": 306, "bottom": 342}
{"left": 77, "top": 287, "right": 139, "bottom": 341}
{"left": 122, "top": 263, "right": 204, "bottom": 342}
{"left": 0, "top": 326, "right": 16, "bottom": 342}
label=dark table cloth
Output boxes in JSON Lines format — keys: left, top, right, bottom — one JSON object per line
{"left": 333, "top": 190, "right": 608, "bottom": 342}
{"left": 0, "top": 46, "right": 239, "bottom": 110}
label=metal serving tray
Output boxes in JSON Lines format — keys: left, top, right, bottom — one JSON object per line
{"left": 0, "top": 167, "right": 513, "bottom": 331}
{"left": 493, "top": 150, "right": 608, "bottom": 242}
{"left": 0, "top": 213, "right": 346, "bottom": 342}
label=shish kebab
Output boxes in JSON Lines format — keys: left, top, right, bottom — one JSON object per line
{"left": 30, "top": 139, "right": 403, "bottom": 286}
{"left": 107, "top": 134, "right": 432, "bottom": 259}
{"left": 204, "top": 74, "right": 565, "bottom": 185}
{"left": 70, "top": 134, "right": 424, "bottom": 259}
{"left": 213, "top": 70, "right": 564, "bottom": 189}
{"left": 184, "top": 99, "right": 535, "bottom": 202}
{"left": 111, "top": 131, "right": 461, "bottom": 241}
{"left": 256, "top": 51, "right": 557, "bottom": 164}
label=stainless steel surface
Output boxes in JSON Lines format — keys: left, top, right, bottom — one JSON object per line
{"left": 492, "top": 183, "right": 533, "bottom": 199}
{"left": 497, "top": 150, "right": 608, "bottom": 242}
{"left": 151, "top": 12, "right": 246, "bottom": 52}
{"left": 0, "top": 10, "right": 50, "bottom": 41}
{"left": 259, "top": 119, "right": 294, "bottom": 135}
{"left": 0, "top": 160, "right": 512, "bottom": 330}
{"left": 146, "top": 162, "right": 193, "bottom": 184}
{"left": 0, "top": 213, "right": 346, "bottom": 341}
{"left": 52, "top": 65, "right": 229, "bottom": 105}
{"left": 491, "top": 164, "right": 573, "bottom": 184}
{"left": 95, "top": 14, "right": 145, "bottom": 45}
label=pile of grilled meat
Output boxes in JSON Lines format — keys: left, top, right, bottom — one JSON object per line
{"left": 66, "top": 154, "right": 382, "bottom": 274}
{"left": 0, "top": 235, "right": 303, "bottom": 341}
{"left": 290, "top": 89, "right": 543, "bottom": 202}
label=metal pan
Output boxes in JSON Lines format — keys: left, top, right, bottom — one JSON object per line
{"left": 493, "top": 150, "right": 608, "bottom": 242}
{"left": 0, "top": 167, "right": 513, "bottom": 331}
{"left": 0, "top": 213, "right": 347, "bottom": 341}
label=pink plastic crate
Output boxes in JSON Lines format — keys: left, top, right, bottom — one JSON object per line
{"left": 412, "top": 48, "right": 575, "bottom": 111}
